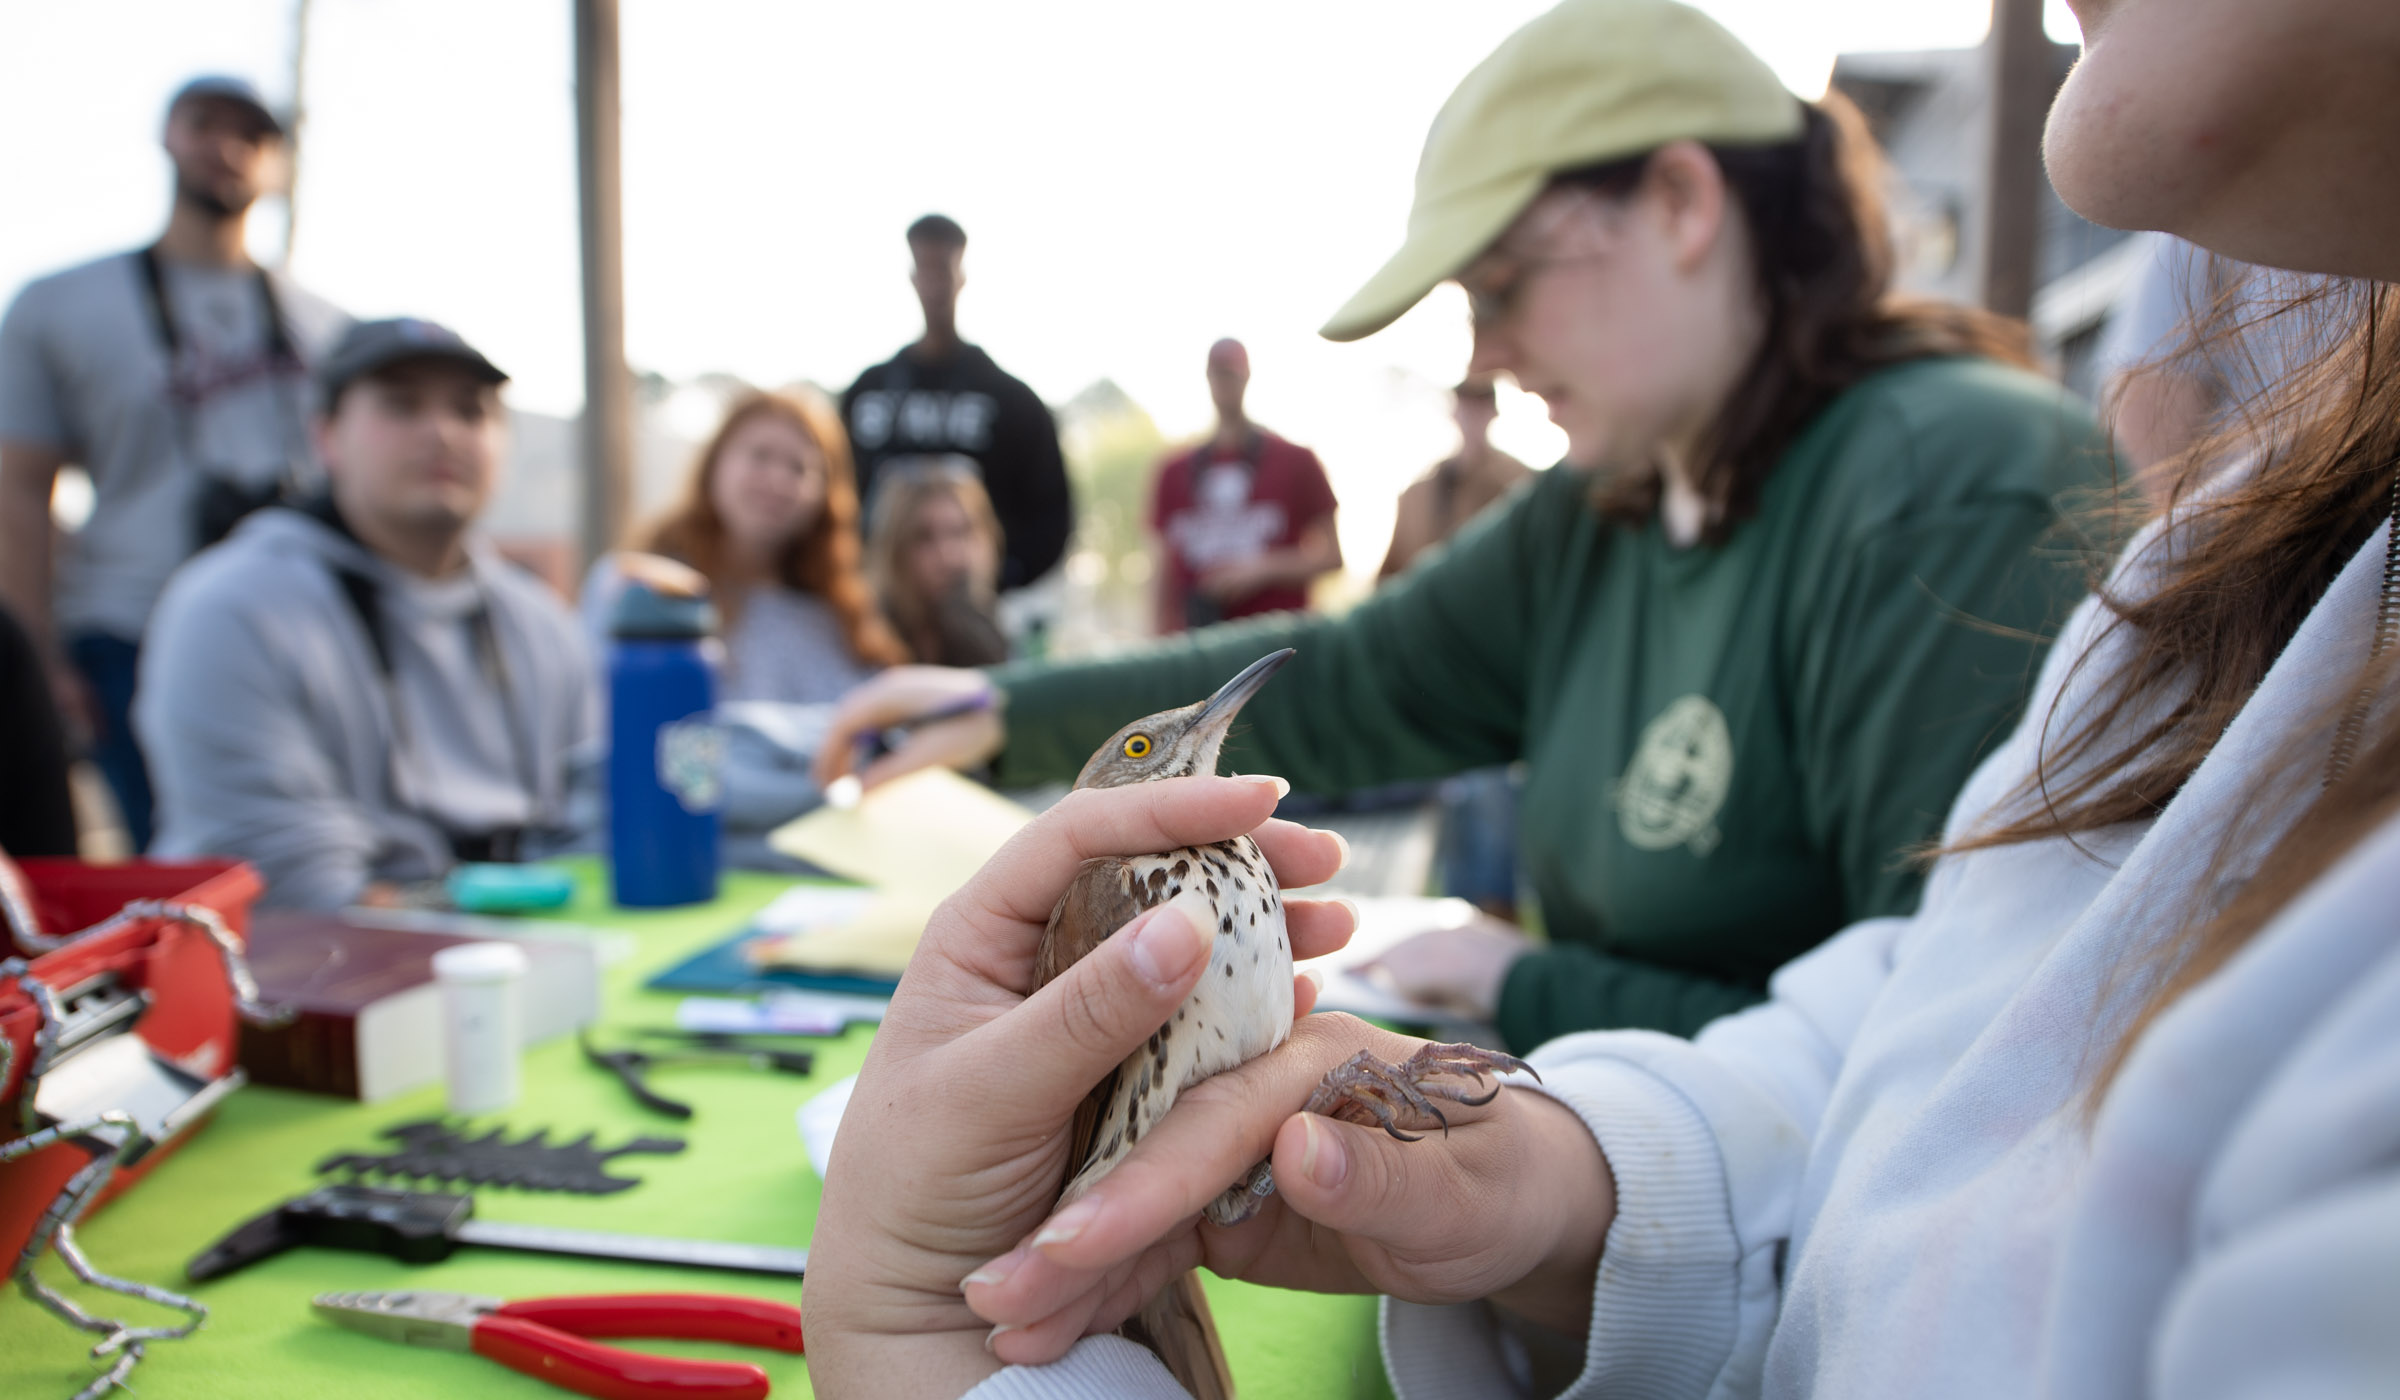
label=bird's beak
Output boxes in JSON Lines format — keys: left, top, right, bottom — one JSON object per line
{"left": 1193, "top": 648, "right": 1295, "bottom": 735}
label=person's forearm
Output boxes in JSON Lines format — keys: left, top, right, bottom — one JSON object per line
{"left": 1487, "top": 1089, "right": 1616, "bottom": 1338}
{"left": 1244, "top": 540, "right": 1341, "bottom": 590}
{"left": 1497, "top": 945, "right": 1768, "bottom": 1047}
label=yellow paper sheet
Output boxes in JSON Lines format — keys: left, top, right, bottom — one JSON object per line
{"left": 754, "top": 769, "right": 1037, "bottom": 976}
{"left": 745, "top": 892, "right": 942, "bottom": 977}
{"left": 769, "top": 767, "right": 1034, "bottom": 893}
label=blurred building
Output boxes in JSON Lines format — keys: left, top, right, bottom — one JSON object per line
{"left": 1834, "top": 41, "right": 2147, "bottom": 401}
{"left": 484, "top": 399, "right": 696, "bottom": 598}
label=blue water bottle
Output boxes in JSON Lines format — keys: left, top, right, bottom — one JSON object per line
{"left": 607, "top": 568, "right": 723, "bottom": 907}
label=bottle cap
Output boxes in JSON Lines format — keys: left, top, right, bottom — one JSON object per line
{"left": 431, "top": 941, "right": 529, "bottom": 984}
{"left": 609, "top": 552, "right": 719, "bottom": 639}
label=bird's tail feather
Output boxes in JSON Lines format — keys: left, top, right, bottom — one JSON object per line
{"left": 1125, "top": 1270, "right": 1235, "bottom": 1400}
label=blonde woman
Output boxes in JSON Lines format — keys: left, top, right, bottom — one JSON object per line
{"left": 864, "top": 455, "right": 1009, "bottom": 668}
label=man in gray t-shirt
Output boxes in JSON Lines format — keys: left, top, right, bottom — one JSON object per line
{"left": 0, "top": 75, "right": 349, "bottom": 848}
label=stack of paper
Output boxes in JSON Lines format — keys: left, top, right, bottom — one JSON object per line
{"left": 746, "top": 769, "right": 1034, "bottom": 978}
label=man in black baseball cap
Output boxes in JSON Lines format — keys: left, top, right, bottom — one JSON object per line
{"left": 167, "top": 74, "right": 285, "bottom": 138}
{"left": 136, "top": 315, "right": 597, "bottom": 909}
{"left": 317, "top": 317, "right": 509, "bottom": 411}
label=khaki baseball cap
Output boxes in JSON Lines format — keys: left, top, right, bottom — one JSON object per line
{"left": 1320, "top": 0, "right": 1802, "bottom": 343}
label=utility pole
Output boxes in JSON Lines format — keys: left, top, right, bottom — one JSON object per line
{"left": 281, "top": 0, "right": 314, "bottom": 268}
{"left": 1979, "top": 0, "right": 2050, "bottom": 318}
{"left": 574, "top": 0, "right": 633, "bottom": 567}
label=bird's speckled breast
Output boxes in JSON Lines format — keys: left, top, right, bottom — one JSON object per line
{"left": 1063, "top": 834, "right": 1293, "bottom": 1202}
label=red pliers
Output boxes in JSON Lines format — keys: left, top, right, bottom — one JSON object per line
{"left": 313, "top": 1289, "right": 805, "bottom": 1400}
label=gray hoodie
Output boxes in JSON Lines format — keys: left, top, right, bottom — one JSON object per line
{"left": 137, "top": 506, "right": 596, "bottom": 908}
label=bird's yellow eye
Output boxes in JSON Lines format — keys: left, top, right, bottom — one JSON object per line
{"left": 1123, "top": 734, "right": 1152, "bottom": 759}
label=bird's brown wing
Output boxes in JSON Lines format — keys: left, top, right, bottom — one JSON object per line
{"left": 1130, "top": 1273, "right": 1237, "bottom": 1400}
{"left": 1040, "top": 858, "right": 1239, "bottom": 1400}
{"left": 1042, "top": 857, "right": 1156, "bottom": 1185}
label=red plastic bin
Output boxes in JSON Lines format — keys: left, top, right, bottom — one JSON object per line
{"left": 0, "top": 857, "right": 262, "bottom": 1272}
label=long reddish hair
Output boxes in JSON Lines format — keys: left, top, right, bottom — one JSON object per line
{"left": 1948, "top": 275, "right": 2400, "bottom": 1100}
{"left": 637, "top": 388, "right": 908, "bottom": 667}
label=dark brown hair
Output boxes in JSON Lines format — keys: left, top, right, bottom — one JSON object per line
{"left": 1561, "top": 93, "right": 2033, "bottom": 540}
{"left": 637, "top": 388, "right": 909, "bottom": 668}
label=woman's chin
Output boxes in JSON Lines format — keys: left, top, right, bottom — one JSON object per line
{"left": 1559, "top": 427, "right": 1609, "bottom": 472}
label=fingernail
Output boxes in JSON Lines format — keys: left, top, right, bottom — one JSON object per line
{"left": 1333, "top": 897, "right": 1361, "bottom": 931}
{"left": 1033, "top": 1199, "right": 1100, "bottom": 1249}
{"left": 1327, "top": 829, "right": 1352, "bottom": 871}
{"left": 1299, "top": 1115, "right": 1348, "bottom": 1191}
{"left": 985, "top": 1323, "right": 1017, "bottom": 1353}
{"left": 962, "top": 1250, "right": 1022, "bottom": 1290}
{"left": 1127, "top": 903, "right": 1207, "bottom": 988}
{"left": 1239, "top": 773, "right": 1292, "bottom": 800}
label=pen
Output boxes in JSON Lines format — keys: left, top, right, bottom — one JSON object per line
{"left": 824, "top": 688, "right": 997, "bottom": 809}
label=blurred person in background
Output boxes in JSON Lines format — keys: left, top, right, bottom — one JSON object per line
{"left": 137, "top": 320, "right": 590, "bottom": 910}
{"left": 0, "top": 75, "right": 351, "bottom": 850}
{"left": 815, "top": 0, "right": 2113, "bottom": 1051}
{"left": 1149, "top": 338, "right": 1343, "bottom": 633}
{"left": 1377, "top": 374, "right": 1532, "bottom": 579}
{"left": 1382, "top": 376, "right": 1537, "bottom": 919}
{"left": 587, "top": 388, "right": 907, "bottom": 705}
{"left": 865, "top": 456, "right": 1009, "bottom": 669}
{"left": 842, "top": 214, "right": 1072, "bottom": 597}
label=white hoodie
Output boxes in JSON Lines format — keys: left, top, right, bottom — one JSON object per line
{"left": 137, "top": 505, "right": 595, "bottom": 908}
{"left": 971, "top": 512, "right": 2400, "bottom": 1400}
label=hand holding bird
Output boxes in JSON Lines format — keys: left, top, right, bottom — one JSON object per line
{"left": 964, "top": 1011, "right": 1616, "bottom": 1352}
{"left": 803, "top": 772, "right": 1354, "bottom": 1398}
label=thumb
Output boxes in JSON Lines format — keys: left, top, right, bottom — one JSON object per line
{"left": 984, "top": 889, "right": 1217, "bottom": 1122}
{"left": 1269, "top": 1110, "right": 1464, "bottom": 1246}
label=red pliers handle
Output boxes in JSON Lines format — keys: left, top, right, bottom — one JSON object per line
{"left": 472, "top": 1294, "right": 803, "bottom": 1400}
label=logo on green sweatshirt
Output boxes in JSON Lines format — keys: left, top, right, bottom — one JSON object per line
{"left": 1615, "top": 694, "right": 1730, "bottom": 856}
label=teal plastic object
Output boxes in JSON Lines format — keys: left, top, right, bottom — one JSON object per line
{"left": 446, "top": 863, "right": 577, "bottom": 914}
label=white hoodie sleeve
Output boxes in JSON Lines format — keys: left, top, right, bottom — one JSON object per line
{"left": 1383, "top": 914, "right": 1909, "bottom": 1400}
{"left": 964, "top": 1335, "right": 1192, "bottom": 1399}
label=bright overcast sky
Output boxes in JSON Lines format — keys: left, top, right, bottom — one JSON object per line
{"left": 0, "top": 0, "right": 2081, "bottom": 572}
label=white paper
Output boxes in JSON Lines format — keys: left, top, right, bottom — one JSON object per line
{"left": 1295, "top": 895, "right": 1488, "bottom": 1029}
{"left": 797, "top": 1073, "right": 857, "bottom": 1182}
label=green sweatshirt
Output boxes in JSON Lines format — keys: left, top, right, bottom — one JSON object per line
{"left": 993, "top": 357, "right": 2110, "bottom": 1048}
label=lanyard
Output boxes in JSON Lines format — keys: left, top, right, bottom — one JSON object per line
{"left": 133, "top": 246, "right": 312, "bottom": 486}
{"left": 324, "top": 541, "right": 548, "bottom": 856}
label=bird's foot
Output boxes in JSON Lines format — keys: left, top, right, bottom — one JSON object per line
{"left": 1199, "top": 1044, "right": 1536, "bottom": 1227}
{"left": 1301, "top": 1042, "right": 1539, "bottom": 1143}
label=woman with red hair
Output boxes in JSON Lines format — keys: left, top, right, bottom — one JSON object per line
{"left": 587, "top": 388, "right": 907, "bottom": 703}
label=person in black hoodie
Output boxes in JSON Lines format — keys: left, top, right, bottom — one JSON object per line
{"left": 840, "top": 215, "right": 1072, "bottom": 593}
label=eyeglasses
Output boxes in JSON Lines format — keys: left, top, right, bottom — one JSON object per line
{"left": 1459, "top": 189, "right": 1616, "bottom": 335}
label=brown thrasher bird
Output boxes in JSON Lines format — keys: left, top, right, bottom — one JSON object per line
{"left": 1035, "top": 648, "right": 1535, "bottom": 1398}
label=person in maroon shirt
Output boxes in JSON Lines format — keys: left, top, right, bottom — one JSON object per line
{"left": 1146, "top": 338, "right": 1341, "bottom": 633}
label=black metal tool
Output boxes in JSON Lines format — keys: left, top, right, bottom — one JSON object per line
{"left": 315, "top": 1120, "right": 685, "bottom": 1195}
{"left": 579, "top": 1030, "right": 815, "bottom": 1119}
{"left": 185, "top": 1183, "right": 809, "bottom": 1282}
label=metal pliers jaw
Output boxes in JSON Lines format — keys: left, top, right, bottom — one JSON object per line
{"left": 312, "top": 1289, "right": 493, "bottom": 1350}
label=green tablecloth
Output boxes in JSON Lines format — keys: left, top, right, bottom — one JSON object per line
{"left": 3, "top": 868, "right": 1396, "bottom": 1399}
